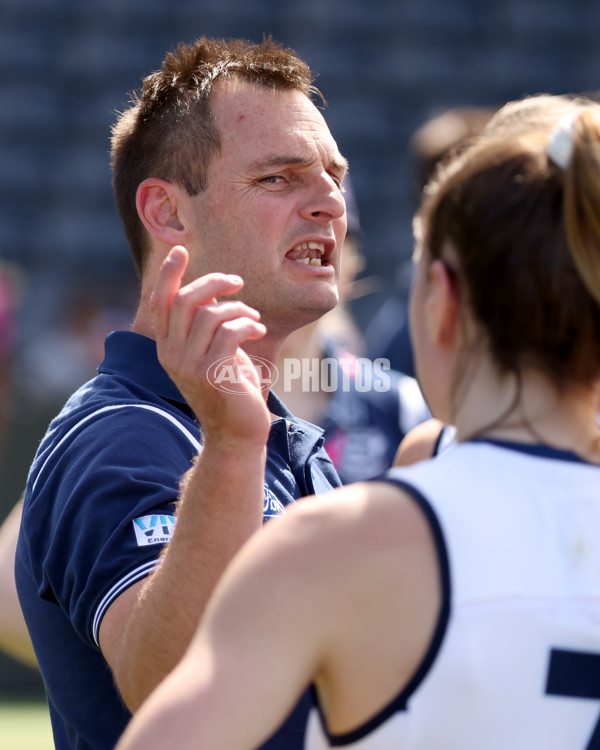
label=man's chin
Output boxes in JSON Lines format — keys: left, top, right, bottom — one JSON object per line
{"left": 275, "top": 302, "right": 339, "bottom": 339}
{"left": 301, "top": 291, "right": 340, "bottom": 323}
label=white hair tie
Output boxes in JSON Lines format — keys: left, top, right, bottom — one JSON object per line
{"left": 547, "top": 111, "right": 579, "bottom": 170}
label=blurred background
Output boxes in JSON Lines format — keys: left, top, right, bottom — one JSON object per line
{"left": 1, "top": 0, "right": 599, "bottom": 701}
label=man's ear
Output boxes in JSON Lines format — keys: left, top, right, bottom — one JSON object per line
{"left": 425, "top": 259, "right": 459, "bottom": 347}
{"left": 136, "top": 178, "right": 187, "bottom": 245}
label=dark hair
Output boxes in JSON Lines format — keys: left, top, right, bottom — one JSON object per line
{"left": 110, "top": 37, "right": 321, "bottom": 275}
{"left": 415, "top": 94, "right": 600, "bottom": 394}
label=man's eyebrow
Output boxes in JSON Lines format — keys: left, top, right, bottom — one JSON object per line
{"left": 331, "top": 155, "right": 350, "bottom": 176}
{"left": 248, "top": 155, "right": 308, "bottom": 171}
{"left": 248, "top": 154, "right": 349, "bottom": 175}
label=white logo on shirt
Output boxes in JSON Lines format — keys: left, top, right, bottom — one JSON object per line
{"left": 264, "top": 483, "right": 286, "bottom": 517}
{"left": 132, "top": 514, "right": 177, "bottom": 547}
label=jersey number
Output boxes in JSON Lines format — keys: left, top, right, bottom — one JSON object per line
{"left": 546, "top": 648, "right": 600, "bottom": 749}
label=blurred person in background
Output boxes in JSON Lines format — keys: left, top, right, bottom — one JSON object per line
{"left": 0, "top": 263, "right": 34, "bottom": 667}
{"left": 365, "top": 106, "right": 497, "bottom": 378}
{"left": 16, "top": 284, "right": 134, "bottom": 408}
{"left": 0, "top": 497, "right": 36, "bottom": 667}
{"left": 0, "top": 261, "right": 18, "bottom": 448}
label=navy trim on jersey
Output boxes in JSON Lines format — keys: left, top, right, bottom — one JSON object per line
{"left": 468, "top": 438, "right": 591, "bottom": 465}
{"left": 314, "top": 476, "right": 452, "bottom": 746}
{"left": 432, "top": 424, "right": 447, "bottom": 457}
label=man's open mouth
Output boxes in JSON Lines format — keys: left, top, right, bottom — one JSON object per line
{"left": 286, "top": 241, "right": 328, "bottom": 266}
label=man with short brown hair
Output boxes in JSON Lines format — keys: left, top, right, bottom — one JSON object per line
{"left": 16, "top": 36, "right": 348, "bottom": 750}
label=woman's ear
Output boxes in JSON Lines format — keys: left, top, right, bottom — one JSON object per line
{"left": 136, "top": 178, "right": 186, "bottom": 245}
{"left": 425, "top": 259, "right": 459, "bottom": 348}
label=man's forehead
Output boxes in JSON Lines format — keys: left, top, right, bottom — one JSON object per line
{"left": 213, "top": 82, "right": 341, "bottom": 149}
{"left": 209, "top": 81, "right": 347, "bottom": 178}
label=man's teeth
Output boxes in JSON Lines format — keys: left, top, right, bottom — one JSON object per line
{"left": 291, "top": 241, "right": 325, "bottom": 265}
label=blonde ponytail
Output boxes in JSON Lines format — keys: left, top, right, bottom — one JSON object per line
{"left": 562, "top": 109, "right": 600, "bottom": 307}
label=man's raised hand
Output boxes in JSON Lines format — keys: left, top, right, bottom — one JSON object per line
{"left": 150, "top": 246, "right": 271, "bottom": 448}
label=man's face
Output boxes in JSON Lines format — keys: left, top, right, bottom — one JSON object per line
{"left": 182, "top": 80, "right": 348, "bottom": 337}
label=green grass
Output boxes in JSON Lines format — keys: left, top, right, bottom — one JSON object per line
{"left": 0, "top": 700, "right": 54, "bottom": 750}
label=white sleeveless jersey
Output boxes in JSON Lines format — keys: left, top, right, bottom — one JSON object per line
{"left": 305, "top": 440, "right": 600, "bottom": 750}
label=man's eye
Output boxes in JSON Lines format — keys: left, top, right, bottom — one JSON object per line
{"left": 260, "top": 175, "right": 285, "bottom": 185}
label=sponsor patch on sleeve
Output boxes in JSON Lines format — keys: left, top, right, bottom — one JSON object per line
{"left": 132, "top": 514, "right": 177, "bottom": 547}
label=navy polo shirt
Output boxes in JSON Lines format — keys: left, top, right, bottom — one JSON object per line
{"left": 16, "top": 331, "right": 341, "bottom": 750}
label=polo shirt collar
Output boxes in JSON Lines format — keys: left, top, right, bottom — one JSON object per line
{"left": 268, "top": 390, "right": 326, "bottom": 469}
{"left": 98, "top": 331, "right": 185, "bottom": 403}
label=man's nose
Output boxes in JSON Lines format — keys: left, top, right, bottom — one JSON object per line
{"left": 300, "top": 174, "right": 347, "bottom": 224}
